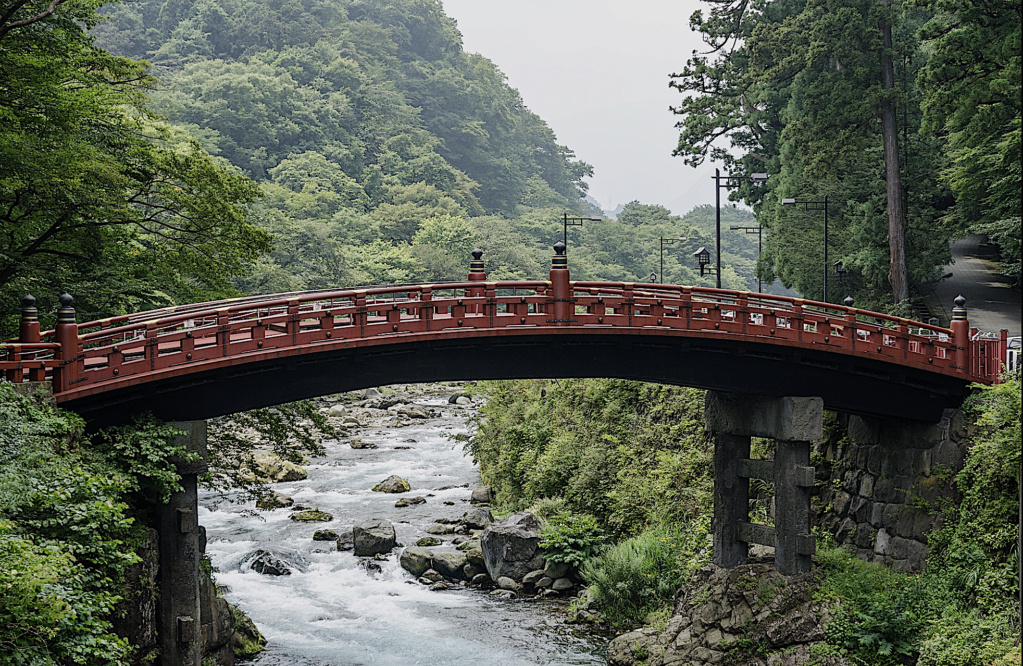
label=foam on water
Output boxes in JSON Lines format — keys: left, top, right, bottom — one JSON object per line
{"left": 200, "top": 394, "right": 607, "bottom": 665}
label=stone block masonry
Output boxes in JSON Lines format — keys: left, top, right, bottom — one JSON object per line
{"left": 815, "top": 408, "right": 966, "bottom": 572}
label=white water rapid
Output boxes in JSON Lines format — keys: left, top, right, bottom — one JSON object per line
{"left": 198, "top": 389, "right": 608, "bottom": 665}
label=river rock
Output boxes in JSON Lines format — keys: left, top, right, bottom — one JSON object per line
{"left": 425, "top": 523, "right": 455, "bottom": 535}
{"left": 245, "top": 453, "right": 308, "bottom": 483}
{"left": 522, "top": 570, "right": 546, "bottom": 587}
{"left": 363, "top": 387, "right": 382, "bottom": 399}
{"left": 463, "top": 563, "right": 482, "bottom": 579}
{"left": 290, "top": 509, "right": 333, "bottom": 522}
{"left": 480, "top": 512, "right": 545, "bottom": 582}
{"left": 455, "top": 396, "right": 472, "bottom": 405}
{"left": 461, "top": 507, "right": 494, "bottom": 530}
{"left": 429, "top": 582, "right": 450, "bottom": 591}
{"left": 350, "top": 438, "right": 377, "bottom": 449}
{"left": 535, "top": 576, "right": 553, "bottom": 589}
{"left": 327, "top": 404, "right": 347, "bottom": 417}
{"left": 464, "top": 546, "right": 485, "bottom": 569}
{"left": 470, "top": 486, "right": 492, "bottom": 504}
{"left": 353, "top": 519, "right": 396, "bottom": 556}
{"left": 249, "top": 552, "right": 291, "bottom": 576}
{"left": 416, "top": 537, "right": 443, "bottom": 547}
{"left": 230, "top": 603, "right": 267, "bottom": 659}
{"left": 420, "top": 569, "right": 445, "bottom": 583}
{"left": 496, "top": 576, "right": 520, "bottom": 591}
{"left": 395, "top": 496, "right": 426, "bottom": 508}
{"left": 399, "top": 547, "right": 434, "bottom": 577}
{"left": 336, "top": 530, "right": 354, "bottom": 551}
{"left": 551, "top": 577, "right": 574, "bottom": 591}
{"left": 312, "top": 529, "right": 338, "bottom": 541}
{"left": 543, "top": 561, "right": 570, "bottom": 580}
{"left": 255, "top": 491, "right": 294, "bottom": 510}
{"left": 394, "top": 404, "right": 432, "bottom": 419}
{"left": 372, "top": 475, "right": 411, "bottom": 493}
{"left": 470, "top": 573, "right": 491, "bottom": 587}
{"left": 432, "top": 552, "right": 468, "bottom": 580}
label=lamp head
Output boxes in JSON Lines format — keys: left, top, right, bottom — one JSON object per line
{"left": 781, "top": 198, "right": 796, "bottom": 205}
{"left": 750, "top": 173, "right": 768, "bottom": 184}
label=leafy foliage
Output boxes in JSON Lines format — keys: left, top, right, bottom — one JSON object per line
{"left": 539, "top": 512, "right": 606, "bottom": 568}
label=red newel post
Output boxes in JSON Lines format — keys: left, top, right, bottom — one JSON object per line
{"left": 549, "top": 241, "right": 571, "bottom": 325}
{"left": 467, "top": 248, "right": 486, "bottom": 314}
{"left": 950, "top": 295, "right": 969, "bottom": 373}
{"left": 54, "top": 293, "right": 80, "bottom": 392}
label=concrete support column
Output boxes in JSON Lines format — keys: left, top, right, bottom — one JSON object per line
{"left": 157, "top": 422, "right": 208, "bottom": 666}
{"left": 774, "top": 439, "right": 813, "bottom": 574}
{"left": 713, "top": 433, "right": 751, "bottom": 568}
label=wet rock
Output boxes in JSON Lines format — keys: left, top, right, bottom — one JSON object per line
{"left": 496, "top": 576, "right": 520, "bottom": 591}
{"left": 443, "top": 500, "right": 455, "bottom": 506}
{"left": 247, "top": 550, "right": 293, "bottom": 576}
{"left": 290, "top": 509, "right": 333, "bottom": 522}
{"left": 416, "top": 537, "right": 443, "bottom": 547}
{"left": 470, "top": 486, "right": 492, "bottom": 504}
{"left": 395, "top": 496, "right": 426, "bottom": 508}
{"left": 461, "top": 507, "right": 494, "bottom": 530}
{"left": 353, "top": 519, "right": 396, "bottom": 556}
{"left": 522, "top": 570, "right": 546, "bottom": 587}
{"left": 361, "top": 560, "right": 382, "bottom": 574}
{"left": 350, "top": 438, "right": 377, "bottom": 449}
{"left": 244, "top": 453, "right": 308, "bottom": 483}
{"left": 463, "top": 563, "right": 482, "bottom": 579}
{"left": 470, "top": 573, "right": 491, "bottom": 587}
{"left": 480, "top": 512, "right": 545, "bottom": 583}
{"left": 336, "top": 530, "right": 354, "bottom": 551}
{"left": 420, "top": 569, "right": 445, "bottom": 583}
{"left": 543, "top": 561, "right": 570, "bottom": 580}
{"left": 312, "top": 529, "right": 338, "bottom": 541}
{"left": 455, "top": 539, "right": 479, "bottom": 552}
{"left": 535, "top": 576, "right": 553, "bottom": 589}
{"left": 552, "top": 577, "right": 574, "bottom": 592}
{"left": 426, "top": 523, "right": 455, "bottom": 535}
{"left": 229, "top": 603, "right": 267, "bottom": 660}
{"left": 490, "top": 589, "right": 515, "bottom": 599}
{"left": 372, "top": 475, "right": 411, "bottom": 493}
{"left": 429, "top": 581, "right": 451, "bottom": 591}
{"left": 394, "top": 404, "right": 432, "bottom": 419}
{"left": 464, "top": 546, "right": 486, "bottom": 569}
{"left": 255, "top": 491, "right": 294, "bottom": 510}
{"left": 432, "top": 552, "right": 468, "bottom": 580}
{"left": 400, "top": 547, "right": 434, "bottom": 577}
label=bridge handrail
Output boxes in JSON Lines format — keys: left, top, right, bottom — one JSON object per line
{"left": 1, "top": 278, "right": 1001, "bottom": 395}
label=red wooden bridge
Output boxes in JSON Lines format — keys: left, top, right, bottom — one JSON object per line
{"left": 1, "top": 246, "right": 1009, "bottom": 426}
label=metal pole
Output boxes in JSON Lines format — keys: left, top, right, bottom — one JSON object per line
{"left": 823, "top": 195, "right": 829, "bottom": 302}
{"left": 562, "top": 213, "right": 568, "bottom": 253}
{"left": 757, "top": 227, "right": 763, "bottom": 293}
{"left": 715, "top": 168, "right": 722, "bottom": 288}
{"left": 660, "top": 238, "right": 664, "bottom": 283}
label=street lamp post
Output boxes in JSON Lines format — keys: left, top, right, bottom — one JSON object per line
{"left": 561, "top": 213, "right": 602, "bottom": 253}
{"left": 713, "top": 169, "right": 768, "bottom": 288}
{"left": 781, "top": 195, "right": 830, "bottom": 302}
{"left": 658, "top": 236, "right": 688, "bottom": 283}
{"left": 729, "top": 224, "right": 763, "bottom": 292}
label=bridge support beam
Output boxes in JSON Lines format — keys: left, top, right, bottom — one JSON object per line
{"left": 157, "top": 421, "right": 208, "bottom": 666}
{"left": 705, "top": 391, "right": 822, "bottom": 574}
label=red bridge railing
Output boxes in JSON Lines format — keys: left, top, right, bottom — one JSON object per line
{"left": 1, "top": 247, "right": 1008, "bottom": 401}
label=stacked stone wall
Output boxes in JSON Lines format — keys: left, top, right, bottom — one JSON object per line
{"left": 814, "top": 408, "right": 967, "bottom": 572}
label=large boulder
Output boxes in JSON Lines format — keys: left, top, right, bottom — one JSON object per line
{"left": 461, "top": 507, "right": 494, "bottom": 530}
{"left": 353, "top": 519, "right": 396, "bottom": 556}
{"left": 432, "top": 552, "right": 468, "bottom": 580}
{"left": 246, "top": 549, "right": 305, "bottom": 576}
{"left": 255, "top": 491, "right": 293, "bottom": 510}
{"left": 470, "top": 486, "right": 492, "bottom": 504}
{"left": 399, "top": 547, "right": 434, "bottom": 577}
{"left": 480, "top": 512, "right": 545, "bottom": 583}
{"left": 372, "top": 475, "right": 411, "bottom": 493}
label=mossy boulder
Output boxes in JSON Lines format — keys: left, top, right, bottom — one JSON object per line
{"left": 312, "top": 529, "right": 338, "bottom": 541}
{"left": 229, "top": 603, "right": 267, "bottom": 660}
{"left": 290, "top": 510, "right": 333, "bottom": 522}
{"left": 372, "top": 475, "right": 411, "bottom": 493}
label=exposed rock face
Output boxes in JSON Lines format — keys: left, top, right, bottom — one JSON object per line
{"left": 480, "top": 511, "right": 545, "bottom": 583}
{"left": 229, "top": 604, "right": 267, "bottom": 660}
{"left": 372, "top": 475, "right": 411, "bottom": 493}
{"left": 606, "top": 563, "right": 847, "bottom": 666}
{"left": 353, "top": 518, "right": 396, "bottom": 556}
{"left": 112, "top": 528, "right": 159, "bottom": 663}
{"left": 199, "top": 560, "right": 236, "bottom": 665}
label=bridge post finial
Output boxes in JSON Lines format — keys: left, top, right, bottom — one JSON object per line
{"left": 18, "top": 295, "right": 43, "bottom": 382}
{"left": 950, "top": 295, "right": 969, "bottom": 373}
{"left": 467, "top": 249, "right": 486, "bottom": 314}
{"left": 54, "top": 294, "right": 80, "bottom": 393}
{"left": 549, "top": 242, "right": 571, "bottom": 325}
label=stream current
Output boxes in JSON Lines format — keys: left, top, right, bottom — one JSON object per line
{"left": 198, "top": 390, "right": 609, "bottom": 665}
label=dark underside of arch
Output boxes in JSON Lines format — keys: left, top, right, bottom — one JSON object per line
{"left": 64, "top": 333, "right": 970, "bottom": 429}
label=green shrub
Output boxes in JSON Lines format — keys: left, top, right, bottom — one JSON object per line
{"left": 582, "top": 525, "right": 707, "bottom": 628}
{"left": 539, "top": 512, "right": 606, "bottom": 567}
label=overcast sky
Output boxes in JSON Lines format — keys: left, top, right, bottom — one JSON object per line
{"left": 442, "top": 0, "right": 714, "bottom": 215}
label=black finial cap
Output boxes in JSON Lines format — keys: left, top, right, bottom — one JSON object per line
{"left": 843, "top": 296, "right": 854, "bottom": 307}
{"left": 22, "top": 294, "right": 36, "bottom": 309}
{"left": 471, "top": 248, "right": 483, "bottom": 260}
{"left": 59, "top": 293, "right": 74, "bottom": 308}
{"left": 553, "top": 241, "right": 566, "bottom": 256}
{"left": 954, "top": 294, "right": 966, "bottom": 308}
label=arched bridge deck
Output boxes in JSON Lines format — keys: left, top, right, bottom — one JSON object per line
{"left": 3, "top": 253, "right": 1006, "bottom": 426}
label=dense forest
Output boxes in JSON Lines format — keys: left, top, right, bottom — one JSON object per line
{"left": 671, "top": 0, "right": 1020, "bottom": 310}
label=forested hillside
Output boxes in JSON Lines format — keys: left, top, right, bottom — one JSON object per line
{"left": 672, "top": 0, "right": 1020, "bottom": 310}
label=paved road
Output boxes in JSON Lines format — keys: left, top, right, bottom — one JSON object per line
{"left": 933, "top": 234, "right": 1021, "bottom": 336}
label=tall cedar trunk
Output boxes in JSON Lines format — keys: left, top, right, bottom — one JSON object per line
{"left": 881, "top": 2, "right": 909, "bottom": 303}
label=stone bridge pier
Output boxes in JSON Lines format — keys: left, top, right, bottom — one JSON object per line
{"left": 705, "top": 391, "right": 823, "bottom": 574}
{"left": 157, "top": 421, "right": 208, "bottom": 666}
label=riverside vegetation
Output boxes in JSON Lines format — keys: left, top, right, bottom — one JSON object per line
{"left": 466, "top": 377, "right": 1021, "bottom": 665}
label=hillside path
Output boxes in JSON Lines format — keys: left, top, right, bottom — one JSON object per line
{"left": 933, "top": 234, "right": 1020, "bottom": 336}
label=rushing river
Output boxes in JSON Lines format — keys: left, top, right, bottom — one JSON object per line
{"left": 198, "top": 389, "right": 608, "bottom": 665}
